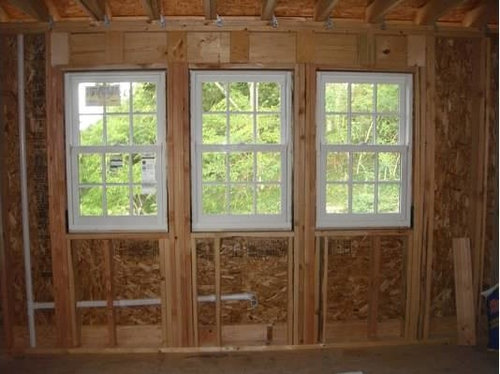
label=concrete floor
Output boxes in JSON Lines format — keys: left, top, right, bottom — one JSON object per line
{"left": 0, "top": 344, "right": 498, "bottom": 374}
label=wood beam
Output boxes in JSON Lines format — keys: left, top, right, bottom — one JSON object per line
{"left": 365, "top": 0, "right": 404, "bottom": 23}
{"left": 76, "top": 0, "right": 106, "bottom": 21}
{"left": 261, "top": 0, "right": 277, "bottom": 20}
{"left": 6, "top": 0, "right": 50, "bottom": 22}
{"left": 45, "top": 0, "right": 60, "bottom": 21}
{"left": 314, "top": 0, "right": 340, "bottom": 21}
{"left": 0, "top": 5, "right": 8, "bottom": 22}
{"left": 462, "top": 0, "right": 497, "bottom": 28}
{"left": 415, "top": 0, "right": 464, "bottom": 25}
{"left": 204, "top": 0, "right": 216, "bottom": 20}
{"left": 141, "top": 0, "right": 161, "bottom": 21}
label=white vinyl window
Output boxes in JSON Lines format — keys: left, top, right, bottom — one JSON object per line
{"left": 191, "top": 71, "right": 292, "bottom": 231}
{"left": 65, "top": 71, "right": 167, "bottom": 232}
{"left": 316, "top": 72, "right": 412, "bottom": 228}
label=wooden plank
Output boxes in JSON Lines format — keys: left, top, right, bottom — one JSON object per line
{"left": 76, "top": 0, "right": 106, "bottom": 21}
{"left": 452, "top": 238, "right": 476, "bottom": 345}
{"left": 103, "top": 240, "right": 116, "bottom": 347}
{"left": 0, "top": 5, "right": 8, "bottom": 22}
{"left": 203, "top": 0, "right": 216, "bottom": 20}
{"left": 358, "top": 31, "right": 375, "bottom": 67}
{"left": 214, "top": 237, "right": 221, "bottom": 346}
{"left": 463, "top": 0, "right": 497, "bottom": 28}
{"left": 67, "top": 239, "right": 79, "bottom": 347}
{"left": 324, "top": 319, "right": 402, "bottom": 342}
{"left": 191, "top": 231, "right": 294, "bottom": 239}
{"left": 45, "top": 0, "right": 60, "bottom": 21}
{"left": 159, "top": 239, "right": 168, "bottom": 346}
{"left": 415, "top": 0, "right": 463, "bottom": 26}
{"left": 167, "top": 32, "right": 187, "bottom": 63}
{"left": 321, "top": 238, "right": 328, "bottom": 343}
{"left": 69, "top": 33, "right": 106, "bottom": 65}
{"left": 50, "top": 32, "right": 69, "bottom": 66}
{"left": 123, "top": 32, "right": 167, "bottom": 64}
{"left": 287, "top": 237, "right": 293, "bottom": 345}
{"left": 249, "top": 33, "right": 296, "bottom": 64}
{"left": 313, "top": 235, "right": 321, "bottom": 343}
{"left": 67, "top": 232, "right": 168, "bottom": 240}
{"left": 407, "top": 34, "right": 426, "bottom": 67}
{"left": 296, "top": 30, "right": 314, "bottom": 64}
{"left": 368, "top": 237, "right": 381, "bottom": 338}
{"left": 314, "top": 33, "right": 357, "bottom": 66}
{"left": 261, "top": 0, "right": 277, "bottom": 20}
{"left": 375, "top": 35, "right": 407, "bottom": 68}
{"left": 187, "top": 32, "right": 229, "bottom": 63}
{"left": 365, "top": 0, "right": 405, "bottom": 23}
{"left": 6, "top": 0, "right": 50, "bottom": 22}
{"left": 141, "top": 0, "right": 161, "bottom": 21}
{"left": 316, "top": 229, "right": 410, "bottom": 237}
{"left": 105, "top": 31, "right": 123, "bottom": 64}
{"left": 229, "top": 31, "right": 249, "bottom": 63}
{"left": 191, "top": 238, "right": 199, "bottom": 346}
{"left": 314, "top": 0, "right": 340, "bottom": 21}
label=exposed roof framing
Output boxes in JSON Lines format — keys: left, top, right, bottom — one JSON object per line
{"left": 141, "top": 0, "right": 161, "bottom": 21}
{"left": 462, "top": 0, "right": 497, "bottom": 28}
{"left": 6, "top": 0, "right": 51, "bottom": 22}
{"left": 314, "top": 0, "right": 340, "bottom": 21}
{"left": 45, "top": 0, "right": 60, "bottom": 21}
{"left": 415, "top": 0, "right": 464, "bottom": 25}
{"left": 261, "top": 0, "right": 278, "bottom": 21}
{"left": 76, "top": 0, "right": 107, "bottom": 22}
{"left": 0, "top": 4, "right": 7, "bottom": 22}
{"left": 204, "top": 0, "right": 216, "bottom": 20}
{"left": 365, "top": 0, "right": 405, "bottom": 23}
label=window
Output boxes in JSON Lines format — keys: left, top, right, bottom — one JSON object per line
{"left": 191, "top": 71, "right": 292, "bottom": 231}
{"left": 316, "top": 72, "right": 412, "bottom": 228}
{"left": 65, "top": 71, "right": 167, "bottom": 232}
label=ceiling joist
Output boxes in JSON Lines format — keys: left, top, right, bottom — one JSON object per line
{"left": 204, "top": 0, "right": 216, "bottom": 20}
{"left": 45, "top": 0, "right": 60, "bottom": 21}
{"left": 141, "top": 0, "right": 161, "bottom": 21}
{"left": 261, "top": 0, "right": 277, "bottom": 21}
{"left": 415, "top": 0, "right": 464, "bottom": 25}
{"left": 462, "top": 0, "right": 497, "bottom": 28}
{"left": 365, "top": 0, "right": 404, "bottom": 23}
{"left": 0, "top": 5, "right": 8, "bottom": 22}
{"left": 77, "top": 0, "right": 107, "bottom": 22}
{"left": 6, "top": 0, "right": 50, "bottom": 22}
{"left": 314, "top": 0, "right": 340, "bottom": 21}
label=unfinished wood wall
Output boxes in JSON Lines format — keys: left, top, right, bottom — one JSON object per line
{"left": 0, "top": 28, "right": 497, "bottom": 351}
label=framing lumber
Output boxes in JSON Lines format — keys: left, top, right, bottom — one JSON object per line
{"left": 368, "top": 237, "right": 381, "bottom": 338}
{"left": 321, "top": 238, "right": 328, "bottom": 343}
{"left": 287, "top": 237, "right": 293, "bottom": 345}
{"left": 141, "top": 0, "right": 161, "bottom": 21}
{"left": 314, "top": 0, "right": 340, "bottom": 21}
{"left": 103, "top": 240, "right": 117, "bottom": 347}
{"left": 67, "top": 239, "right": 79, "bottom": 347}
{"left": 365, "top": 0, "right": 405, "bottom": 24}
{"left": 5, "top": 0, "right": 50, "bottom": 22}
{"left": 45, "top": 0, "right": 60, "bottom": 21}
{"left": 203, "top": 0, "right": 216, "bottom": 20}
{"left": 159, "top": 239, "right": 168, "bottom": 346}
{"left": 415, "top": 0, "right": 463, "bottom": 26}
{"left": 0, "top": 4, "right": 9, "bottom": 22}
{"left": 463, "top": 0, "right": 497, "bottom": 28}
{"left": 214, "top": 237, "right": 221, "bottom": 346}
{"left": 191, "top": 238, "right": 199, "bottom": 346}
{"left": 76, "top": 0, "right": 106, "bottom": 21}
{"left": 261, "top": 0, "right": 277, "bottom": 21}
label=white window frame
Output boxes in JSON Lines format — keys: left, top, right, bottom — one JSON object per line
{"left": 191, "top": 71, "right": 293, "bottom": 231}
{"left": 65, "top": 71, "right": 167, "bottom": 232}
{"left": 316, "top": 72, "right": 413, "bottom": 228}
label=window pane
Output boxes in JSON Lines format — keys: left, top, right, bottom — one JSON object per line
{"left": 326, "top": 152, "right": 349, "bottom": 182}
{"left": 257, "top": 152, "right": 281, "bottom": 182}
{"left": 378, "top": 183, "right": 400, "bottom": 213}
{"left": 202, "top": 152, "right": 227, "bottom": 182}
{"left": 353, "top": 152, "right": 375, "bottom": 181}
{"left": 325, "top": 115, "right": 348, "bottom": 144}
{"left": 325, "top": 83, "right": 348, "bottom": 112}
{"left": 352, "top": 184, "right": 374, "bottom": 213}
{"left": 258, "top": 82, "right": 280, "bottom": 111}
{"left": 377, "top": 84, "right": 399, "bottom": 113}
{"left": 257, "top": 184, "right": 281, "bottom": 214}
{"left": 202, "top": 113, "right": 227, "bottom": 144}
{"left": 351, "top": 115, "right": 373, "bottom": 144}
{"left": 326, "top": 184, "right": 348, "bottom": 213}
{"left": 229, "top": 185, "right": 254, "bottom": 214}
{"left": 133, "top": 115, "right": 156, "bottom": 145}
{"left": 351, "top": 83, "right": 373, "bottom": 112}
{"left": 133, "top": 186, "right": 157, "bottom": 215}
{"left": 133, "top": 82, "right": 156, "bottom": 112}
{"left": 229, "top": 82, "right": 253, "bottom": 111}
{"left": 229, "top": 114, "right": 253, "bottom": 144}
{"left": 107, "top": 115, "right": 130, "bottom": 145}
{"left": 79, "top": 154, "right": 102, "bottom": 184}
{"left": 202, "top": 82, "right": 227, "bottom": 112}
{"left": 105, "top": 153, "right": 130, "bottom": 184}
{"left": 79, "top": 187, "right": 103, "bottom": 216}
{"left": 202, "top": 185, "right": 227, "bottom": 214}
{"left": 79, "top": 115, "right": 103, "bottom": 145}
{"left": 106, "top": 186, "right": 130, "bottom": 216}
{"left": 257, "top": 114, "right": 280, "bottom": 144}
{"left": 229, "top": 152, "right": 253, "bottom": 182}
{"left": 376, "top": 115, "right": 399, "bottom": 145}
{"left": 378, "top": 152, "right": 401, "bottom": 181}
{"left": 105, "top": 83, "right": 129, "bottom": 113}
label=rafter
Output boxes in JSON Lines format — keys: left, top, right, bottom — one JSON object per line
{"left": 141, "top": 0, "right": 161, "bottom": 21}
{"left": 204, "top": 0, "right": 216, "bottom": 20}
{"left": 76, "top": 0, "right": 106, "bottom": 21}
{"left": 415, "top": 0, "right": 464, "bottom": 25}
{"left": 462, "top": 0, "right": 497, "bottom": 28}
{"left": 6, "top": 0, "right": 50, "bottom": 22}
{"left": 0, "top": 4, "right": 8, "bottom": 22}
{"left": 45, "top": 0, "right": 60, "bottom": 21}
{"left": 314, "top": 0, "right": 340, "bottom": 21}
{"left": 365, "top": 0, "right": 405, "bottom": 23}
{"left": 261, "top": 0, "right": 278, "bottom": 21}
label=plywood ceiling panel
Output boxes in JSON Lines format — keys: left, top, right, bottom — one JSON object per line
{"left": 163, "top": 0, "right": 204, "bottom": 16}
{"left": 274, "top": 0, "right": 315, "bottom": 18}
{"left": 331, "top": 0, "right": 366, "bottom": 19}
{"left": 53, "top": 0, "right": 87, "bottom": 18}
{"left": 108, "top": 0, "right": 146, "bottom": 17}
{"left": 216, "top": 0, "right": 261, "bottom": 16}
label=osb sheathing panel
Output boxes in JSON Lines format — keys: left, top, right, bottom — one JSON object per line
{"left": 108, "top": 0, "right": 146, "bottom": 17}
{"left": 53, "top": 0, "right": 87, "bottom": 18}
{"left": 216, "top": 0, "right": 260, "bottom": 16}
{"left": 73, "top": 240, "right": 106, "bottom": 301}
{"left": 274, "top": 0, "right": 314, "bottom": 17}
{"left": 25, "top": 34, "right": 53, "bottom": 304}
{"left": 163, "top": 0, "right": 204, "bottom": 16}
{"left": 431, "top": 37, "right": 477, "bottom": 318}
{"left": 331, "top": 0, "right": 365, "bottom": 19}
{"left": 378, "top": 237, "right": 405, "bottom": 321}
{"left": 0, "top": 35, "right": 26, "bottom": 326}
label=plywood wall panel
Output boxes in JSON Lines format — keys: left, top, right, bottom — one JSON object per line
{"left": 123, "top": 32, "right": 167, "bottom": 64}
{"left": 375, "top": 35, "right": 408, "bottom": 68}
{"left": 249, "top": 32, "right": 296, "bottom": 64}
{"left": 69, "top": 33, "right": 107, "bottom": 65}
{"left": 187, "top": 32, "right": 230, "bottom": 63}
{"left": 314, "top": 33, "right": 358, "bottom": 66}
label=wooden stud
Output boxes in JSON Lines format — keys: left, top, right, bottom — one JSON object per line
{"left": 287, "top": 236, "right": 294, "bottom": 345}
{"left": 0, "top": 5, "right": 8, "bottom": 22}
{"left": 203, "top": 0, "right": 216, "bottom": 20}
{"left": 407, "top": 35, "right": 426, "bottom": 67}
{"left": 45, "top": 0, "right": 60, "bottom": 21}
{"left": 6, "top": 0, "right": 50, "bottom": 22}
{"left": 67, "top": 239, "right": 79, "bottom": 347}
{"left": 214, "top": 236, "right": 221, "bottom": 346}
{"left": 159, "top": 239, "right": 168, "bottom": 346}
{"left": 76, "top": 0, "right": 106, "bottom": 21}
{"left": 141, "top": 0, "right": 161, "bottom": 21}
{"left": 261, "top": 0, "right": 277, "bottom": 21}
{"left": 368, "top": 236, "right": 381, "bottom": 338}
{"left": 415, "top": 0, "right": 463, "bottom": 26}
{"left": 103, "top": 240, "right": 116, "bottom": 347}
{"left": 191, "top": 237, "right": 199, "bottom": 346}
{"left": 50, "top": 32, "right": 69, "bottom": 66}
{"left": 321, "top": 238, "right": 328, "bottom": 343}
{"left": 229, "top": 31, "right": 249, "bottom": 63}
{"left": 365, "top": 0, "right": 405, "bottom": 24}
{"left": 314, "top": 0, "right": 340, "bottom": 22}
{"left": 313, "top": 235, "right": 321, "bottom": 343}
{"left": 463, "top": 0, "right": 497, "bottom": 28}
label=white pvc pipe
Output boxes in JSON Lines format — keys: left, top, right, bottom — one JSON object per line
{"left": 18, "top": 33, "right": 36, "bottom": 348}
